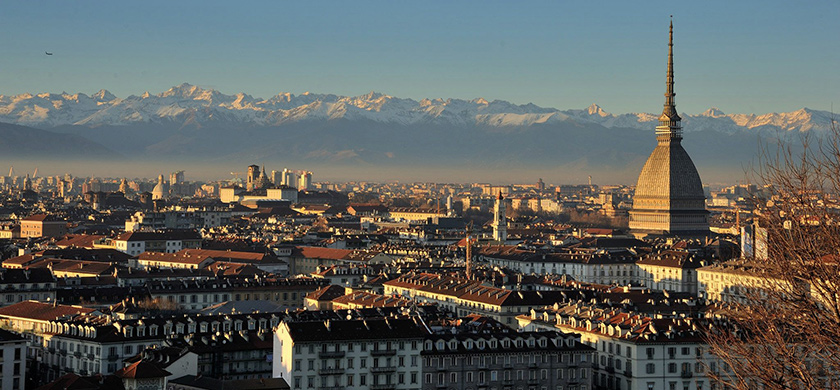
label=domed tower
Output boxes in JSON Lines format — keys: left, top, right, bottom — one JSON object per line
{"left": 151, "top": 175, "right": 166, "bottom": 200}
{"left": 629, "top": 21, "right": 709, "bottom": 238}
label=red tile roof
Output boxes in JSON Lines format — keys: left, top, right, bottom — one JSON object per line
{"left": 0, "top": 301, "right": 95, "bottom": 322}
{"left": 114, "top": 360, "right": 171, "bottom": 379}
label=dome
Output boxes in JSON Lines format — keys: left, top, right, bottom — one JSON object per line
{"left": 634, "top": 142, "right": 704, "bottom": 204}
{"left": 151, "top": 175, "right": 166, "bottom": 200}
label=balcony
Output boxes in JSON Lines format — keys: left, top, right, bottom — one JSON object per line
{"left": 318, "top": 351, "right": 345, "bottom": 358}
{"left": 318, "top": 368, "right": 345, "bottom": 375}
{"left": 107, "top": 354, "right": 120, "bottom": 361}
{"left": 681, "top": 371, "right": 693, "bottom": 378}
{"left": 605, "top": 366, "right": 615, "bottom": 373}
{"left": 371, "top": 366, "right": 397, "bottom": 373}
{"left": 624, "top": 369, "right": 633, "bottom": 377}
{"left": 371, "top": 349, "right": 397, "bottom": 356}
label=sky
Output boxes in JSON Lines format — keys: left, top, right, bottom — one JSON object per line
{"left": 0, "top": 1, "right": 838, "bottom": 116}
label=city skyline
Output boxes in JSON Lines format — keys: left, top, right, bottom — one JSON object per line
{"left": 1, "top": 1, "right": 838, "bottom": 115}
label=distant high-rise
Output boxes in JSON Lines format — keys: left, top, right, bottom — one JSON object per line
{"left": 282, "top": 168, "right": 296, "bottom": 188}
{"left": 298, "top": 171, "right": 312, "bottom": 190}
{"left": 493, "top": 192, "right": 507, "bottom": 242}
{"left": 629, "top": 21, "right": 709, "bottom": 238}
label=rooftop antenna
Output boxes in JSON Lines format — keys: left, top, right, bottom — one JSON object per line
{"left": 8, "top": 166, "right": 13, "bottom": 177}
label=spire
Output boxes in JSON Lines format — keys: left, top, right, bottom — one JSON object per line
{"left": 657, "top": 17, "right": 682, "bottom": 141}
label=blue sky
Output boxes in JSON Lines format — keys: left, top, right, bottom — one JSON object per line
{"left": 1, "top": 0, "right": 837, "bottom": 115}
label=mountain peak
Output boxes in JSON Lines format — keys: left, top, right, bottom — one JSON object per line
{"left": 159, "top": 83, "right": 219, "bottom": 100}
{"left": 92, "top": 89, "right": 116, "bottom": 101}
{"left": 587, "top": 103, "right": 609, "bottom": 117}
{"left": 360, "top": 91, "right": 387, "bottom": 100}
{"left": 701, "top": 107, "right": 726, "bottom": 117}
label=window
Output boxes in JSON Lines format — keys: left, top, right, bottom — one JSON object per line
{"left": 347, "top": 374, "right": 354, "bottom": 386}
{"left": 681, "top": 347, "right": 690, "bottom": 355}
{"left": 411, "top": 373, "right": 418, "bottom": 384}
{"left": 668, "top": 363, "right": 677, "bottom": 373}
{"left": 646, "top": 363, "right": 656, "bottom": 374}
{"left": 646, "top": 348, "right": 655, "bottom": 359}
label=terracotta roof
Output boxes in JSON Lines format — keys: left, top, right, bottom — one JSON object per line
{"left": 54, "top": 234, "right": 106, "bottom": 249}
{"left": 306, "top": 285, "right": 346, "bottom": 301}
{"left": 22, "top": 213, "right": 63, "bottom": 222}
{"left": 294, "top": 246, "right": 354, "bottom": 260}
{"left": 0, "top": 301, "right": 95, "bottom": 322}
{"left": 114, "top": 360, "right": 171, "bottom": 379}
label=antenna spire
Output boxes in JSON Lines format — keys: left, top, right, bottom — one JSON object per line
{"left": 656, "top": 17, "right": 682, "bottom": 141}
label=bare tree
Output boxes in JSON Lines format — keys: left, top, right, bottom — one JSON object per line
{"left": 706, "top": 118, "right": 840, "bottom": 389}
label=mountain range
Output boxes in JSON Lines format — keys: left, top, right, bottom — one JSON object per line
{"left": 0, "top": 83, "right": 834, "bottom": 183}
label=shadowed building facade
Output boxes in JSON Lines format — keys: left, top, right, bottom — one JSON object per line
{"left": 629, "top": 21, "right": 709, "bottom": 239}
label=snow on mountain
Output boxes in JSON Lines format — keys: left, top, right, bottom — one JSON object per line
{"left": 0, "top": 83, "right": 834, "bottom": 133}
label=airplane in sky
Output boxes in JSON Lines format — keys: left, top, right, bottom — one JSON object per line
{"left": 45, "top": 51, "right": 53, "bottom": 55}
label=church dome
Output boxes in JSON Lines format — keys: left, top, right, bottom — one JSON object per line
{"left": 634, "top": 142, "right": 704, "bottom": 202}
{"left": 152, "top": 175, "right": 166, "bottom": 200}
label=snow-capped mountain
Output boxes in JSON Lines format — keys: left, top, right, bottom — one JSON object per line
{"left": 0, "top": 83, "right": 834, "bottom": 133}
